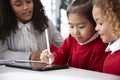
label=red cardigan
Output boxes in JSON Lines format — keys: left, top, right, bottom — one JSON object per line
{"left": 103, "top": 50, "right": 120, "bottom": 76}
{"left": 53, "top": 35, "right": 108, "bottom": 72}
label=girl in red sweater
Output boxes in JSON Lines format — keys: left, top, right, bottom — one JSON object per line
{"left": 92, "top": 0, "right": 120, "bottom": 76}
{"left": 40, "top": 0, "right": 108, "bottom": 72}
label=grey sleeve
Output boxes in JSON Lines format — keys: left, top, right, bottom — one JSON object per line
{"left": 0, "top": 41, "right": 31, "bottom": 60}
{"left": 48, "top": 20, "right": 64, "bottom": 47}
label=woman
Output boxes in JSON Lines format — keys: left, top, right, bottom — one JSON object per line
{"left": 0, "top": 0, "right": 63, "bottom": 60}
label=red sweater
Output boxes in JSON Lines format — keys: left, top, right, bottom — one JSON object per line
{"left": 103, "top": 50, "right": 120, "bottom": 76}
{"left": 53, "top": 35, "right": 108, "bottom": 72}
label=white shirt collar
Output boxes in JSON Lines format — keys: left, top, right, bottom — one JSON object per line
{"left": 79, "top": 32, "right": 99, "bottom": 45}
{"left": 18, "top": 21, "right": 32, "bottom": 30}
{"left": 105, "top": 38, "right": 120, "bottom": 54}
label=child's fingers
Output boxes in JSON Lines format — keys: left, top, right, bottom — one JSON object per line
{"left": 48, "top": 53, "right": 54, "bottom": 64}
{"left": 42, "top": 49, "right": 48, "bottom": 53}
{"left": 42, "top": 56, "right": 49, "bottom": 63}
{"left": 40, "top": 49, "right": 54, "bottom": 64}
{"left": 40, "top": 50, "right": 49, "bottom": 63}
{"left": 40, "top": 53, "right": 47, "bottom": 60}
{"left": 48, "top": 54, "right": 54, "bottom": 59}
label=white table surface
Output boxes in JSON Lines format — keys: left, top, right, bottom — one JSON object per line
{"left": 0, "top": 65, "right": 120, "bottom": 80}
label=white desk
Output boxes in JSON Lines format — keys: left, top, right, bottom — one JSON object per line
{"left": 0, "top": 65, "right": 120, "bottom": 80}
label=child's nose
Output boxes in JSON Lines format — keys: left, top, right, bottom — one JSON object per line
{"left": 95, "top": 25, "right": 99, "bottom": 31}
{"left": 74, "top": 27, "right": 79, "bottom": 35}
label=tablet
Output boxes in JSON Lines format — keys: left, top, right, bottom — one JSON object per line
{"left": 5, "top": 62, "right": 69, "bottom": 71}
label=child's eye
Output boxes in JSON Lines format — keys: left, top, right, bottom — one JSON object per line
{"left": 97, "top": 22, "right": 103, "bottom": 26}
{"left": 99, "top": 23, "right": 103, "bottom": 25}
{"left": 78, "top": 25, "right": 85, "bottom": 28}
{"left": 97, "top": 20, "right": 103, "bottom": 26}
{"left": 69, "top": 25, "right": 74, "bottom": 28}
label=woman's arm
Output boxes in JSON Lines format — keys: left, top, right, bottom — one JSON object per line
{"left": 48, "top": 20, "right": 64, "bottom": 48}
{"left": 0, "top": 41, "right": 31, "bottom": 60}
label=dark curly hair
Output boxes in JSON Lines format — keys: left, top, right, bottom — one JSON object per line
{"left": 0, "top": 0, "right": 48, "bottom": 42}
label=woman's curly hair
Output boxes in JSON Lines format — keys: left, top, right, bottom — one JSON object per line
{"left": 92, "top": 0, "right": 120, "bottom": 36}
{"left": 0, "top": 0, "right": 48, "bottom": 42}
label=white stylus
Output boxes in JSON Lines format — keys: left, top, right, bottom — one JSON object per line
{"left": 45, "top": 29, "right": 52, "bottom": 64}
{"left": 15, "top": 60, "right": 44, "bottom": 63}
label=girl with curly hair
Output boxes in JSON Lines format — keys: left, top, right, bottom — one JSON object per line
{"left": 92, "top": 0, "right": 120, "bottom": 76}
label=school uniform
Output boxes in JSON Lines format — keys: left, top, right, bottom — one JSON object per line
{"left": 103, "top": 38, "right": 120, "bottom": 76}
{"left": 53, "top": 33, "right": 108, "bottom": 72}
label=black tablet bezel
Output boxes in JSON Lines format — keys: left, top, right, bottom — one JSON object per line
{"left": 5, "top": 62, "right": 69, "bottom": 71}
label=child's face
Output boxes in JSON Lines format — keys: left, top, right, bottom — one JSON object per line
{"left": 10, "top": 0, "right": 34, "bottom": 23}
{"left": 68, "top": 13, "right": 95, "bottom": 43}
{"left": 92, "top": 6, "right": 117, "bottom": 43}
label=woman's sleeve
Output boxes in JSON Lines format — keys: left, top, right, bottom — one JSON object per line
{"left": 0, "top": 41, "right": 31, "bottom": 60}
{"left": 48, "top": 20, "right": 64, "bottom": 48}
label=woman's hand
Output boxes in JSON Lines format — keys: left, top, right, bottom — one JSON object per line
{"left": 30, "top": 51, "right": 41, "bottom": 60}
{"left": 40, "top": 49, "right": 54, "bottom": 64}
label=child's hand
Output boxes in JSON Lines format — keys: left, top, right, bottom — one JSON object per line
{"left": 40, "top": 49, "right": 54, "bottom": 64}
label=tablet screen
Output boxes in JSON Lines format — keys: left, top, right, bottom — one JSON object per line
{"left": 5, "top": 62, "right": 69, "bottom": 71}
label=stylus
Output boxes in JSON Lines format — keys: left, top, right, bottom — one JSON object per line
{"left": 15, "top": 60, "right": 44, "bottom": 63}
{"left": 45, "top": 29, "right": 52, "bottom": 64}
